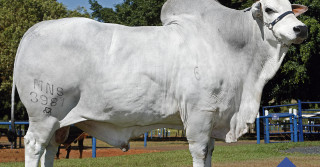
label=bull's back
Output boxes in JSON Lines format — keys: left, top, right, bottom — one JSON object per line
{"left": 14, "top": 18, "right": 116, "bottom": 120}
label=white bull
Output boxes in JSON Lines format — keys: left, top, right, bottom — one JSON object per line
{"left": 11, "top": 0, "right": 308, "bottom": 166}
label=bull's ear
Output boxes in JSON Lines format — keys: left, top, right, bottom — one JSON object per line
{"left": 252, "top": 2, "right": 262, "bottom": 19}
{"left": 292, "top": 4, "right": 308, "bottom": 17}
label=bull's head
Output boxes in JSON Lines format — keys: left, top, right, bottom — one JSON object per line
{"left": 251, "top": 0, "right": 308, "bottom": 46}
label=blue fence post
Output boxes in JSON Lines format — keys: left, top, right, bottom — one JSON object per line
{"left": 290, "top": 116, "right": 293, "bottom": 142}
{"left": 150, "top": 130, "right": 153, "bottom": 139}
{"left": 265, "top": 118, "right": 270, "bottom": 144}
{"left": 289, "top": 108, "right": 293, "bottom": 142}
{"left": 293, "top": 115, "right": 298, "bottom": 142}
{"left": 144, "top": 132, "right": 147, "bottom": 147}
{"left": 265, "top": 110, "right": 270, "bottom": 144}
{"left": 92, "top": 137, "right": 96, "bottom": 158}
{"left": 263, "top": 108, "right": 266, "bottom": 142}
{"left": 298, "top": 100, "right": 304, "bottom": 142}
{"left": 256, "top": 114, "right": 260, "bottom": 144}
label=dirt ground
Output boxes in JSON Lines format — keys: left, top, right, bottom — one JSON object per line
{"left": 0, "top": 147, "right": 165, "bottom": 163}
{"left": 0, "top": 137, "right": 258, "bottom": 163}
{"left": 0, "top": 137, "right": 190, "bottom": 163}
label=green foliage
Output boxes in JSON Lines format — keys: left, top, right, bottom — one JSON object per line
{"left": 220, "top": 0, "right": 256, "bottom": 9}
{"left": 0, "top": 0, "right": 90, "bottom": 121}
{"left": 89, "top": 0, "right": 166, "bottom": 26}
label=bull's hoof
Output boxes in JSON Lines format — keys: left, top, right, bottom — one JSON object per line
{"left": 120, "top": 143, "right": 130, "bottom": 152}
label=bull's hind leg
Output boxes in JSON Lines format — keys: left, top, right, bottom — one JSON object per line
{"left": 40, "top": 140, "right": 59, "bottom": 167}
{"left": 185, "top": 111, "right": 215, "bottom": 167}
{"left": 40, "top": 126, "right": 70, "bottom": 167}
{"left": 24, "top": 117, "right": 60, "bottom": 167}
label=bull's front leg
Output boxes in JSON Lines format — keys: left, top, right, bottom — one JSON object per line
{"left": 204, "top": 138, "right": 215, "bottom": 166}
{"left": 185, "top": 110, "right": 215, "bottom": 167}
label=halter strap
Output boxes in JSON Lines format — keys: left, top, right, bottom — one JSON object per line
{"left": 266, "top": 11, "right": 294, "bottom": 30}
{"left": 249, "top": 9, "right": 295, "bottom": 48}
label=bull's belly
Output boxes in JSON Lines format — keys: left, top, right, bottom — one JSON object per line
{"left": 61, "top": 88, "right": 183, "bottom": 147}
{"left": 82, "top": 110, "right": 183, "bottom": 127}
{"left": 66, "top": 84, "right": 183, "bottom": 148}
{"left": 75, "top": 88, "right": 182, "bottom": 127}
{"left": 75, "top": 120, "right": 183, "bottom": 147}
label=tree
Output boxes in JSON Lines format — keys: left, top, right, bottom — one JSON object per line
{"left": 0, "top": 0, "right": 90, "bottom": 121}
{"left": 89, "top": 0, "right": 166, "bottom": 26}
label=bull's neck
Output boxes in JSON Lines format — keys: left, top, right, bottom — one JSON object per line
{"left": 218, "top": 10, "right": 254, "bottom": 51}
{"left": 220, "top": 9, "right": 288, "bottom": 83}
{"left": 251, "top": 13, "right": 290, "bottom": 83}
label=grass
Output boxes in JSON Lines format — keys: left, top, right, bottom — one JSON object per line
{"left": 1, "top": 141, "right": 320, "bottom": 167}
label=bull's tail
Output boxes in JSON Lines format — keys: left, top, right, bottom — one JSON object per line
{"left": 11, "top": 74, "right": 15, "bottom": 131}
{"left": 9, "top": 31, "right": 29, "bottom": 148}
{"left": 9, "top": 57, "right": 17, "bottom": 148}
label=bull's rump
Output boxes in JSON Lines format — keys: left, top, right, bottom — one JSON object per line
{"left": 14, "top": 17, "right": 183, "bottom": 127}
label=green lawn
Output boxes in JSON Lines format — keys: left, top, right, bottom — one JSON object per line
{"left": 2, "top": 141, "right": 320, "bottom": 167}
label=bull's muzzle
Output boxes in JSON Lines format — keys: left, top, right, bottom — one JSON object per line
{"left": 293, "top": 25, "right": 308, "bottom": 44}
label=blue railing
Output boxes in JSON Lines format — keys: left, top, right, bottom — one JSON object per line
{"left": 0, "top": 121, "right": 29, "bottom": 125}
{"left": 256, "top": 114, "right": 297, "bottom": 144}
{"left": 258, "top": 100, "right": 320, "bottom": 144}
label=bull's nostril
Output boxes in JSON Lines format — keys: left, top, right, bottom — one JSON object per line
{"left": 294, "top": 25, "right": 308, "bottom": 38}
{"left": 293, "top": 26, "right": 301, "bottom": 33}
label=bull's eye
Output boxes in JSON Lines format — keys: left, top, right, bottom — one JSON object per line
{"left": 265, "top": 7, "right": 274, "bottom": 14}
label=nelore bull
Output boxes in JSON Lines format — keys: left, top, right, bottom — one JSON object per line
{"left": 11, "top": 0, "right": 308, "bottom": 166}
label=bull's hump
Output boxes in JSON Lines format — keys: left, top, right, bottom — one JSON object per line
{"left": 161, "top": 0, "right": 220, "bottom": 25}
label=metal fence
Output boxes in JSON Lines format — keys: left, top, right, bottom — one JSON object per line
{"left": 257, "top": 100, "right": 320, "bottom": 144}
